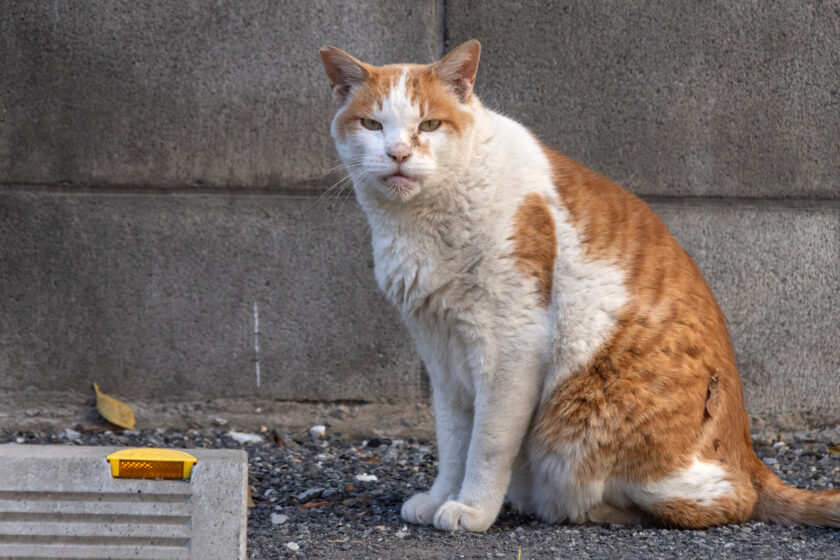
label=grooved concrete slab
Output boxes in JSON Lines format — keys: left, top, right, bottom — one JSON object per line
{"left": 0, "top": 445, "right": 247, "bottom": 559}
{"left": 0, "top": 190, "right": 420, "bottom": 403}
{"left": 0, "top": 0, "right": 440, "bottom": 190}
{"left": 447, "top": 1, "right": 840, "bottom": 198}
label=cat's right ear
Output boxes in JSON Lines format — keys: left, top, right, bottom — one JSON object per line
{"left": 320, "top": 47, "right": 368, "bottom": 105}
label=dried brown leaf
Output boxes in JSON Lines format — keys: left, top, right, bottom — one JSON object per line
{"left": 93, "top": 382, "right": 136, "bottom": 430}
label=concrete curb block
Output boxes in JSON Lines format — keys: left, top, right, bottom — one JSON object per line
{"left": 0, "top": 445, "right": 248, "bottom": 559}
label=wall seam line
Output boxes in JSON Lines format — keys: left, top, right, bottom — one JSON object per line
{"left": 1, "top": 184, "right": 839, "bottom": 208}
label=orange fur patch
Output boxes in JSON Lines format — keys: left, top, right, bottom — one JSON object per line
{"left": 334, "top": 64, "right": 474, "bottom": 140}
{"left": 511, "top": 194, "right": 557, "bottom": 308}
{"left": 334, "top": 64, "right": 403, "bottom": 139}
{"left": 647, "top": 475, "right": 757, "bottom": 528}
{"left": 751, "top": 459, "right": 840, "bottom": 527}
{"left": 531, "top": 146, "right": 840, "bottom": 528}
{"left": 405, "top": 68, "right": 474, "bottom": 135}
{"left": 531, "top": 145, "right": 767, "bottom": 526}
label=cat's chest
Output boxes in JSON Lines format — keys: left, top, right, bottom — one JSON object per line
{"left": 369, "top": 225, "right": 489, "bottom": 317}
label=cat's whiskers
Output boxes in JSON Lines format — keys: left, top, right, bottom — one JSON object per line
{"left": 323, "top": 165, "right": 374, "bottom": 221}
{"left": 308, "top": 162, "right": 368, "bottom": 212}
{"left": 309, "top": 158, "right": 365, "bottom": 179}
{"left": 332, "top": 183, "right": 358, "bottom": 223}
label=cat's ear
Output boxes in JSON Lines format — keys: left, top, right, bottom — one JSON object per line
{"left": 320, "top": 46, "right": 368, "bottom": 105}
{"left": 435, "top": 39, "right": 481, "bottom": 102}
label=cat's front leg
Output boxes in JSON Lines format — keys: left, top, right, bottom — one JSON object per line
{"left": 432, "top": 356, "right": 540, "bottom": 532}
{"left": 402, "top": 382, "right": 472, "bottom": 525}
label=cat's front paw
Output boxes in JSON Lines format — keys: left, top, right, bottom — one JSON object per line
{"left": 433, "top": 500, "right": 494, "bottom": 532}
{"left": 401, "top": 493, "right": 444, "bottom": 525}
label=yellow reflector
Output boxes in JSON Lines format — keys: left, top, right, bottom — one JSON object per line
{"left": 106, "top": 449, "right": 197, "bottom": 479}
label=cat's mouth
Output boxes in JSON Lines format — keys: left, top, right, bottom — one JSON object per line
{"left": 383, "top": 173, "right": 418, "bottom": 188}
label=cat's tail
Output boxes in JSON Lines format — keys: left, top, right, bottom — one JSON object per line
{"left": 751, "top": 457, "right": 840, "bottom": 527}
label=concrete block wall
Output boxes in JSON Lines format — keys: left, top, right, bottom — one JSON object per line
{"left": 1, "top": 1, "right": 837, "bottom": 431}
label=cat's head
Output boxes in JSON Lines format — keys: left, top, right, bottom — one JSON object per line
{"left": 320, "top": 40, "right": 481, "bottom": 202}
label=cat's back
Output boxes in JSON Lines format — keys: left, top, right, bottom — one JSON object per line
{"left": 538, "top": 144, "right": 737, "bottom": 384}
{"left": 545, "top": 148, "right": 681, "bottom": 267}
{"left": 544, "top": 147, "right": 729, "bottom": 342}
{"left": 513, "top": 144, "right": 752, "bottom": 524}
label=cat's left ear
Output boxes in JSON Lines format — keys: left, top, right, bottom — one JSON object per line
{"left": 434, "top": 39, "right": 481, "bottom": 102}
{"left": 320, "top": 46, "right": 368, "bottom": 105}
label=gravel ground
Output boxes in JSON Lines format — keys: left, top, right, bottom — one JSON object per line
{"left": 2, "top": 426, "right": 839, "bottom": 559}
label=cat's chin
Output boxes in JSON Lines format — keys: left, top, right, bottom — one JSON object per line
{"left": 381, "top": 175, "right": 420, "bottom": 201}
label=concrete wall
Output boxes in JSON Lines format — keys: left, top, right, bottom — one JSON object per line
{"left": 1, "top": 0, "right": 441, "bottom": 189}
{"left": 1, "top": 1, "right": 837, "bottom": 431}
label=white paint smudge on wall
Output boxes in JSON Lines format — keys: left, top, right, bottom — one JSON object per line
{"left": 253, "top": 301, "right": 261, "bottom": 388}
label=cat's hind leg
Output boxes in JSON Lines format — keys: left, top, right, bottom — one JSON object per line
{"left": 625, "top": 459, "right": 757, "bottom": 529}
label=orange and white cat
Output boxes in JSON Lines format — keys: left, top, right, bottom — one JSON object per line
{"left": 320, "top": 40, "right": 840, "bottom": 532}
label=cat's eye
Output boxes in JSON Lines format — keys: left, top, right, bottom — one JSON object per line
{"left": 419, "top": 120, "right": 442, "bottom": 132}
{"left": 360, "top": 118, "right": 382, "bottom": 130}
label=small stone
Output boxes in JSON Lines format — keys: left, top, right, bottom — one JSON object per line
{"left": 61, "top": 428, "right": 81, "bottom": 440}
{"left": 228, "top": 431, "right": 262, "bottom": 444}
{"left": 270, "top": 513, "right": 288, "bottom": 525}
{"left": 309, "top": 425, "right": 326, "bottom": 438}
{"left": 763, "top": 457, "right": 777, "bottom": 466}
{"left": 355, "top": 473, "right": 378, "bottom": 482}
{"left": 285, "top": 541, "right": 300, "bottom": 551}
{"left": 297, "top": 487, "right": 325, "bottom": 501}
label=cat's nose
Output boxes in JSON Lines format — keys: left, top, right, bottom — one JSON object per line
{"left": 387, "top": 144, "right": 412, "bottom": 163}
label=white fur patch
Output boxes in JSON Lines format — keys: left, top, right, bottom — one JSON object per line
{"left": 379, "top": 67, "right": 411, "bottom": 115}
{"left": 508, "top": 155, "right": 628, "bottom": 525}
{"left": 545, "top": 205, "right": 628, "bottom": 400}
{"left": 625, "top": 457, "right": 734, "bottom": 507}
{"left": 517, "top": 441, "right": 606, "bottom": 523}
